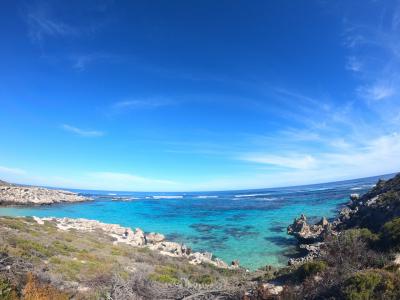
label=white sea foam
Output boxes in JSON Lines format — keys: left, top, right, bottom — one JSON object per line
{"left": 152, "top": 195, "right": 184, "bottom": 199}
{"left": 234, "top": 193, "right": 271, "bottom": 198}
{"left": 258, "top": 197, "right": 277, "bottom": 201}
{"left": 351, "top": 184, "right": 376, "bottom": 190}
{"left": 195, "top": 195, "right": 218, "bottom": 199}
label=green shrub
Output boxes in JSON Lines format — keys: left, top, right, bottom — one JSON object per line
{"left": 149, "top": 266, "right": 180, "bottom": 284}
{"left": 149, "top": 273, "right": 180, "bottom": 284}
{"left": 346, "top": 228, "right": 379, "bottom": 244}
{"left": 342, "top": 270, "right": 400, "bottom": 300}
{"left": 51, "top": 241, "right": 78, "bottom": 255}
{"left": 8, "top": 237, "right": 54, "bottom": 258}
{"left": 297, "top": 261, "right": 327, "bottom": 280}
{"left": 189, "top": 274, "right": 214, "bottom": 285}
{"left": 380, "top": 217, "right": 400, "bottom": 250}
{"left": 0, "top": 277, "right": 17, "bottom": 300}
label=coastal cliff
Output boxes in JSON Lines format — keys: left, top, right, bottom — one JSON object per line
{"left": 0, "top": 180, "right": 90, "bottom": 205}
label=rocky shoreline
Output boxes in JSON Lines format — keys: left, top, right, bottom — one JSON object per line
{"left": 32, "top": 216, "right": 238, "bottom": 270}
{"left": 0, "top": 180, "right": 91, "bottom": 205}
{"left": 287, "top": 174, "right": 400, "bottom": 266}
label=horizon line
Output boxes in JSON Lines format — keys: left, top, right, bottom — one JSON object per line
{"left": 7, "top": 171, "right": 398, "bottom": 194}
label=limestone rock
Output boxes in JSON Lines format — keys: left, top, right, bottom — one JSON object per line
{"left": 287, "top": 215, "right": 330, "bottom": 243}
{"left": 244, "top": 282, "right": 283, "bottom": 300}
{"left": 145, "top": 232, "right": 165, "bottom": 244}
{"left": 0, "top": 182, "right": 91, "bottom": 205}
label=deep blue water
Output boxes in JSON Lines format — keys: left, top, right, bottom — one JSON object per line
{"left": 0, "top": 174, "right": 394, "bottom": 270}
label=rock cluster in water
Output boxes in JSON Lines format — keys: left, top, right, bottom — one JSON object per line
{"left": 0, "top": 180, "right": 90, "bottom": 205}
{"left": 33, "top": 217, "right": 236, "bottom": 269}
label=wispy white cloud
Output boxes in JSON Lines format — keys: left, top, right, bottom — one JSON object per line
{"left": 232, "top": 132, "right": 400, "bottom": 188}
{"left": 61, "top": 124, "right": 104, "bottom": 137}
{"left": 343, "top": 4, "right": 400, "bottom": 102}
{"left": 87, "top": 172, "right": 177, "bottom": 190}
{"left": 22, "top": 1, "right": 112, "bottom": 44}
{"left": 346, "top": 56, "right": 363, "bottom": 72}
{"left": 0, "top": 166, "right": 27, "bottom": 175}
{"left": 239, "top": 153, "right": 317, "bottom": 170}
{"left": 111, "top": 98, "right": 176, "bottom": 114}
{"left": 71, "top": 53, "right": 119, "bottom": 71}
{"left": 357, "top": 82, "right": 396, "bottom": 101}
{"left": 25, "top": 4, "right": 78, "bottom": 42}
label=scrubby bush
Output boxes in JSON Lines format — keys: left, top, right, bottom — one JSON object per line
{"left": 324, "top": 229, "right": 387, "bottom": 273}
{"left": 346, "top": 228, "right": 379, "bottom": 245}
{"left": 380, "top": 217, "right": 400, "bottom": 250}
{"left": 23, "top": 273, "right": 69, "bottom": 300}
{"left": 342, "top": 270, "right": 400, "bottom": 300}
{"left": 189, "top": 274, "right": 214, "bottom": 285}
{"left": 0, "top": 277, "right": 18, "bottom": 300}
{"left": 296, "top": 261, "right": 327, "bottom": 280}
{"left": 149, "top": 266, "right": 180, "bottom": 284}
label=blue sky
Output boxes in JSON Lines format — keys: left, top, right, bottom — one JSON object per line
{"left": 0, "top": 0, "right": 399, "bottom": 191}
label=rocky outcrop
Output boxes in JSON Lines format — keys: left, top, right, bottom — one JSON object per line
{"left": 145, "top": 232, "right": 165, "bottom": 244}
{"left": 287, "top": 215, "right": 332, "bottom": 243}
{"left": 336, "top": 174, "right": 400, "bottom": 231}
{"left": 33, "top": 217, "right": 236, "bottom": 269}
{"left": 287, "top": 215, "right": 335, "bottom": 265}
{"left": 0, "top": 180, "right": 90, "bottom": 205}
{"left": 288, "top": 242, "right": 325, "bottom": 266}
{"left": 287, "top": 174, "right": 400, "bottom": 265}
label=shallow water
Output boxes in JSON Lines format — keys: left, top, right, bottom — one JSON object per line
{"left": 0, "top": 174, "right": 393, "bottom": 270}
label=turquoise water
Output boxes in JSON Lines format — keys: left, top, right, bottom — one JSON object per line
{"left": 0, "top": 174, "right": 392, "bottom": 270}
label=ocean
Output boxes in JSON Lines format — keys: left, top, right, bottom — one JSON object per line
{"left": 0, "top": 174, "right": 394, "bottom": 270}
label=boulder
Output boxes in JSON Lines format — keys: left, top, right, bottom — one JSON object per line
{"left": 350, "top": 193, "right": 360, "bottom": 201}
{"left": 145, "top": 232, "right": 165, "bottom": 244}
{"left": 231, "top": 260, "right": 240, "bottom": 267}
{"left": 258, "top": 283, "right": 283, "bottom": 298}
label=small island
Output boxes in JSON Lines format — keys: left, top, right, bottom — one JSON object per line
{"left": 0, "top": 180, "right": 91, "bottom": 205}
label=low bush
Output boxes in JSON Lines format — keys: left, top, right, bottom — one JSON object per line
{"left": 346, "top": 228, "right": 379, "bottom": 245}
{"left": 23, "top": 273, "right": 69, "bottom": 300}
{"left": 380, "top": 217, "right": 400, "bottom": 250}
{"left": 0, "top": 277, "right": 18, "bottom": 300}
{"left": 296, "top": 261, "right": 327, "bottom": 280}
{"left": 342, "top": 269, "right": 400, "bottom": 300}
{"left": 148, "top": 266, "right": 180, "bottom": 285}
{"left": 189, "top": 274, "right": 214, "bottom": 285}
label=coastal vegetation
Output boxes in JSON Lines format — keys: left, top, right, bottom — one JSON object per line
{"left": 0, "top": 216, "right": 261, "bottom": 299}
